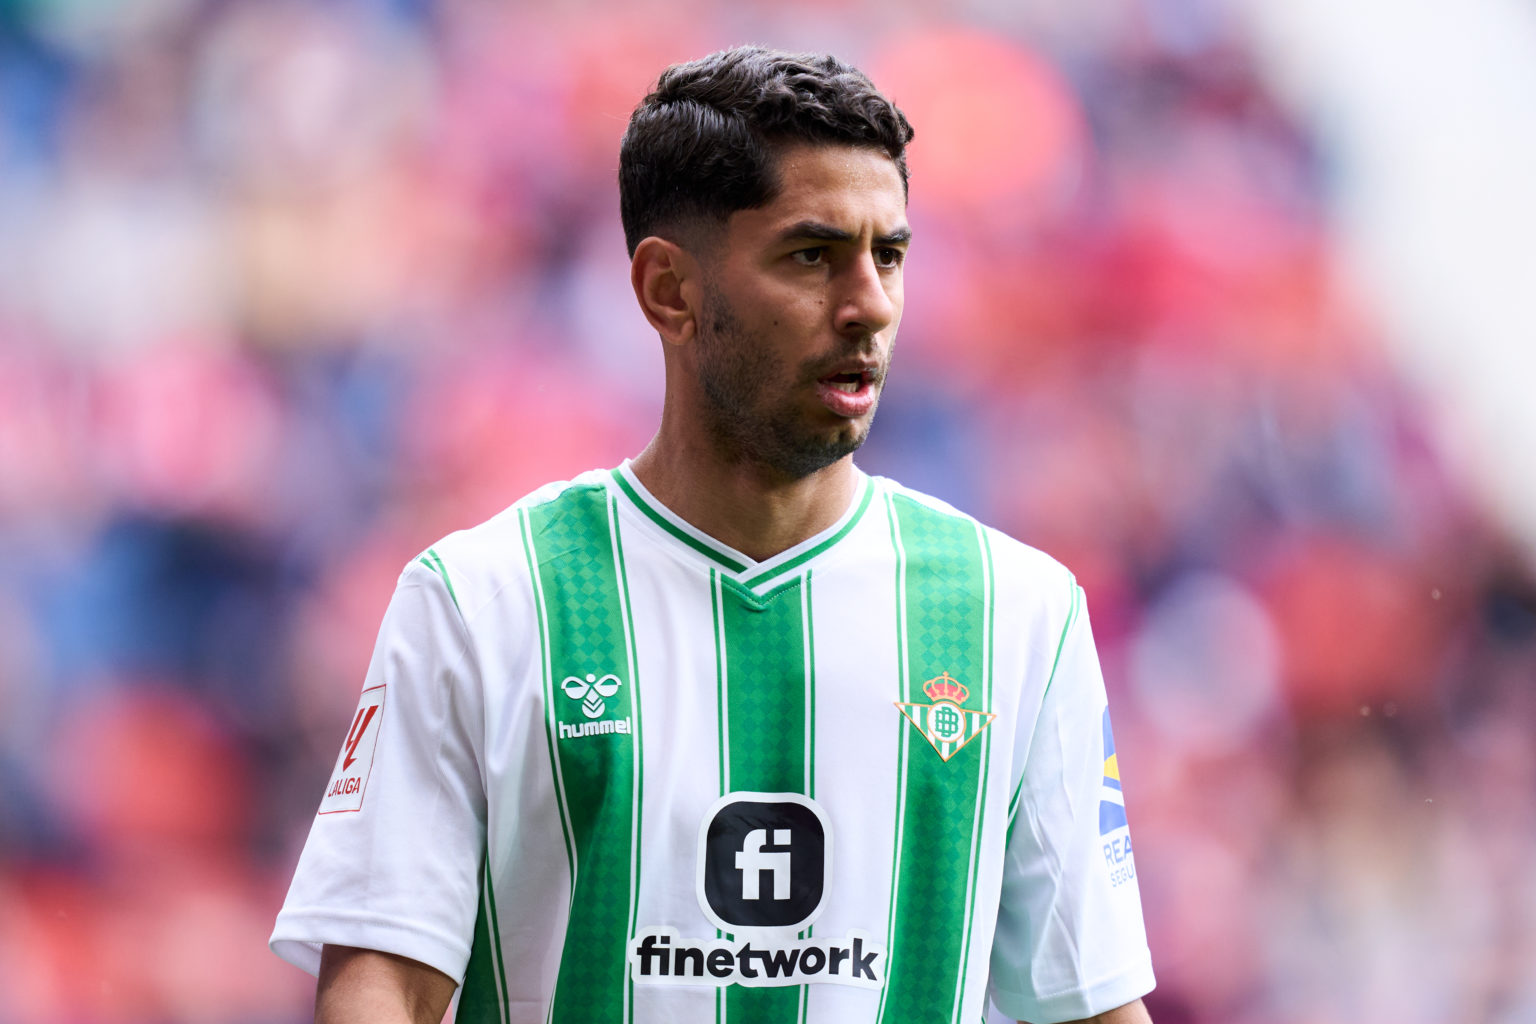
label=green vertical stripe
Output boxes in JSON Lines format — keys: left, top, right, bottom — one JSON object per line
{"left": 608, "top": 495, "right": 646, "bottom": 1020}
{"left": 798, "top": 572, "right": 816, "bottom": 1019}
{"left": 718, "top": 576, "right": 809, "bottom": 1024}
{"left": 875, "top": 493, "right": 911, "bottom": 1024}
{"left": 518, "top": 506, "right": 577, "bottom": 1024}
{"left": 524, "top": 486, "right": 640, "bottom": 1024}
{"left": 802, "top": 570, "right": 816, "bottom": 803}
{"left": 457, "top": 853, "right": 508, "bottom": 1023}
{"left": 951, "top": 524, "right": 996, "bottom": 1023}
{"left": 712, "top": 571, "right": 729, "bottom": 795}
{"left": 721, "top": 584, "right": 805, "bottom": 789}
{"left": 879, "top": 495, "right": 992, "bottom": 1024}
{"left": 711, "top": 572, "right": 728, "bottom": 1024}
{"left": 486, "top": 858, "right": 510, "bottom": 1023}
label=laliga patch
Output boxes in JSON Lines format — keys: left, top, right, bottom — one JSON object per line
{"left": 319, "top": 685, "right": 385, "bottom": 814}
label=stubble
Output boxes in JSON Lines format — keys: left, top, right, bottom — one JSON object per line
{"left": 695, "top": 284, "right": 882, "bottom": 480}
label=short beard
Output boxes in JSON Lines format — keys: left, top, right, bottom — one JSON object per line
{"left": 695, "top": 284, "right": 874, "bottom": 480}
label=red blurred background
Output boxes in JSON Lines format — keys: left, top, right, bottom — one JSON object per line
{"left": 1, "top": 1, "right": 1533, "bottom": 1021}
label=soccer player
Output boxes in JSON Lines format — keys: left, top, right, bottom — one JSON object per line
{"left": 272, "top": 46, "right": 1156, "bottom": 1024}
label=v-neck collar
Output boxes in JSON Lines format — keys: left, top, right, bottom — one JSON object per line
{"left": 609, "top": 461, "right": 874, "bottom": 596}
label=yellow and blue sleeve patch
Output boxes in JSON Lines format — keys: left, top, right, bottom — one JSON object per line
{"left": 1098, "top": 708, "right": 1129, "bottom": 835}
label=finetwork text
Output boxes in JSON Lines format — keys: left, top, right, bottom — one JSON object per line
{"left": 629, "top": 928, "right": 885, "bottom": 989}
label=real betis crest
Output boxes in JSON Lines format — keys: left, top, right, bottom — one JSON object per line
{"left": 895, "top": 672, "right": 996, "bottom": 762}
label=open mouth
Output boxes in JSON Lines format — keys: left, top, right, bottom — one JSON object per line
{"left": 824, "top": 371, "right": 867, "bottom": 393}
{"left": 815, "top": 367, "right": 879, "bottom": 418}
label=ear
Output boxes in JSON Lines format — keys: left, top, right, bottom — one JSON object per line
{"left": 631, "top": 236, "right": 700, "bottom": 347}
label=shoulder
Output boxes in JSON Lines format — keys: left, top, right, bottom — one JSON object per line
{"left": 407, "top": 467, "right": 618, "bottom": 622}
{"left": 870, "top": 476, "right": 1081, "bottom": 665}
{"left": 870, "top": 475, "right": 1077, "bottom": 594}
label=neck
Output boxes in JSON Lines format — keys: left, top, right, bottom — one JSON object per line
{"left": 629, "top": 425, "right": 858, "bottom": 563}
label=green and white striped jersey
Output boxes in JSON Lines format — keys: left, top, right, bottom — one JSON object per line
{"left": 272, "top": 463, "right": 1154, "bottom": 1024}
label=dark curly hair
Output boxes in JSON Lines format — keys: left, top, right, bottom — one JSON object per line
{"left": 619, "top": 46, "right": 914, "bottom": 256}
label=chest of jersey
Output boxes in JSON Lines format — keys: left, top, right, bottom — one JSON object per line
{"left": 465, "top": 480, "right": 1025, "bottom": 1024}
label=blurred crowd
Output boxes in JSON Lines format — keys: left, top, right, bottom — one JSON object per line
{"left": 0, "top": 1, "right": 1532, "bottom": 1021}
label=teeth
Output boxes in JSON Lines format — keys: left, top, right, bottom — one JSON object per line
{"left": 832, "top": 381, "right": 859, "bottom": 393}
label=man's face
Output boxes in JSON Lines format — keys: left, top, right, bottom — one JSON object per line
{"left": 690, "top": 143, "right": 909, "bottom": 480}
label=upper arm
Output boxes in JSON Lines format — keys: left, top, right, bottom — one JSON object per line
{"left": 989, "top": 583, "right": 1155, "bottom": 1021}
{"left": 316, "top": 944, "right": 459, "bottom": 1024}
{"left": 271, "top": 559, "right": 489, "bottom": 981}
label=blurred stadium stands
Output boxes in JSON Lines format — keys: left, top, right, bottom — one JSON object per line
{"left": 0, "top": 1, "right": 1533, "bottom": 1021}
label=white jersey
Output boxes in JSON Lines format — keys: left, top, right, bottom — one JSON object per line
{"left": 271, "top": 463, "right": 1154, "bottom": 1024}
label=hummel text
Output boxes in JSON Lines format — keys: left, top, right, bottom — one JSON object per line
{"left": 558, "top": 716, "right": 632, "bottom": 741}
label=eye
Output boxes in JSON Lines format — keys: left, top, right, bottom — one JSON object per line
{"left": 874, "top": 247, "right": 905, "bottom": 269}
{"left": 791, "top": 247, "right": 828, "bottom": 267}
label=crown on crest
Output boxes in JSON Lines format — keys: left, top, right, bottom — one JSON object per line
{"left": 923, "top": 672, "right": 969, "bottom": 704}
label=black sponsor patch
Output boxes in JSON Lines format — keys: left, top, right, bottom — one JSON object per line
{"left": 699, "top": 794, "right": 828, "bottom": 931}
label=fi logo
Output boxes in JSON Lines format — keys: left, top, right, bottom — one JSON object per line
{"left": 697, "top": 792, "right": 831, "bottom": 931}
{"left": 320, "top": 684, "right": 385, "bottom": 814}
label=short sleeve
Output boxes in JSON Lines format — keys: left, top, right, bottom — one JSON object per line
{"left": 988, "top": 586, "right": 1155, "bottom": 1023}
{"left": 270, "top": 558, "right": 487, "bottom": 982}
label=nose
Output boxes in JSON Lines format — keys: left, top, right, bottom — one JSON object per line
{"left": 833, "top": 252, "right": 898, "bottom": 339}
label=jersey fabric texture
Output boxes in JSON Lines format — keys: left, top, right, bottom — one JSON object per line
{"left": 271, "top": 463, "right": 1155, "bottom": 1024}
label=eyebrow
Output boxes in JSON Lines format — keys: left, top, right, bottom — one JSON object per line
{"left": 778, "top": 220, "right": 912, "bottom": 247}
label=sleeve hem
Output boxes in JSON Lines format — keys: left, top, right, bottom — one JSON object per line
{"left": 990, "top": 957, "right": 1155, "bottom": 1024}
{"left": 269, "top": 908, "right": 474, "bottom": 985}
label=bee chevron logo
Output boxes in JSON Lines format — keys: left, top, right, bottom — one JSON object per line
{"left": 561, "top": 672, "right": 623, "bottom": 719}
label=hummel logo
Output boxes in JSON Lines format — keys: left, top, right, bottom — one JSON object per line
{"left": 561, "top": 672, "right": 623, "bottom": 719}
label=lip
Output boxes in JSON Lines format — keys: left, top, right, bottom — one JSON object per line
{"left": 814, "top": 361, "right": 881, "bottom": 419}
{"left": 817, "top": 356, "right": 881, "bottom": 380}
